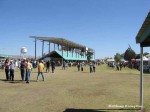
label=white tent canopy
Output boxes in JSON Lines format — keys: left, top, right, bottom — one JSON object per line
{"left": 136, "top": 56, "right": 149, "bottom": 61}
{"left": 106, "top": 58, "right": 115, "bottom": 62}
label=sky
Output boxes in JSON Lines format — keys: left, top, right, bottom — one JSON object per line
{"left": 0, "top": 0, "right": 150, "bottom": 59}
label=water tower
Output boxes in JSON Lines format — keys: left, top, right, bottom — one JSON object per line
{"left": 20, "top": 47, "right": 27, "bottom": 58}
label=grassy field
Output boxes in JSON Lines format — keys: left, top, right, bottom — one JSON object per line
{"left": 0, "top": 64, "right": 150, "bottom": 112}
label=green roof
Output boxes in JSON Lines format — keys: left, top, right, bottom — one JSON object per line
{"left": 0, "top": 54, "right": 13, "bottom": 57}
{"left": 136, "top": 12, "right": 150, "bottom": 47}
{"left": 55, "top": 50, "right": 94, "bottom": 61}
{"left": 40, "top": 50, "right": 95, "bottom": 61}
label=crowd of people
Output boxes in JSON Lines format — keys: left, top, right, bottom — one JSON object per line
{"left": 107, "top": 62, "right": 128, "bottom": 71}
{"left": 2, "top": 58, "right": 98, "bottom": 84}
{"left": 76, "top": 61, "right": 96, "bottom": 73}
{"left": 3, "top": 58, "right": 47, "bottom": 83}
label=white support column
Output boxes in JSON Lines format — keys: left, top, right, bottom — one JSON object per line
{"left": 54, "top": 43, "right": 55, "bottom": 51}
{"left": 42, "top": 41, "right": 44, "bottom": 57}
{"left": 49, "top": 42, "right": 50, "bottom": 55}
{"left": 94, "top": 51, "right": 95, "bottom": 60}
{"left": 67, "top": 42, "right": 68, "bottom": 57}
{"left": 72, "top": 48, "right": 73, "bottom": 57}
{"left": 34, "top": 38, "right": 37, "bottom": 59}
{"left": 61, "top": 40, "right": 64, "bottom": 65}
{"left": 140, "top": 46, "right": 143, "bottom": 112}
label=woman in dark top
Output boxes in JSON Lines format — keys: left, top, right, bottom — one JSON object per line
{"left": 4, "top": 59, "right": 9, "bottom": 80}
{"left": 20, "top": 59, "right": 26, "bottom": 81}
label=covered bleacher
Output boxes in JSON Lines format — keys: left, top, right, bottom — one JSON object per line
{"left": 30, "top": 36, "right": 95, "bottom": 61}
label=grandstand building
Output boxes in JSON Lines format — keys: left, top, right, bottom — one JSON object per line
{"left": 30, "top": 36, "right": 95, "bottom": 61}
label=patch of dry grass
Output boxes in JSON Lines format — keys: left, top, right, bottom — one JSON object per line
{"left": 0, "top": 64, "right": 150, "bottom": 112}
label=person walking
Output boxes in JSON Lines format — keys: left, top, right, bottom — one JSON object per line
{"left": 119, "top": 62, "right": 123, "bottom": 71}
{"left": 77, "top": 62, "right": 80, "bottom": 71}
{"left": 116, "top": 62, "right": 120, "bottom": 71}
{"left": 37, "top": 60, "right": 45, "bottom": 81}
{"left": 81, "top": 62, "right": 84, "bottom": 71}
{"left": 93, "top": 62, "right": 96, "bottom": 72}
{"left": 62, "top": 61, "right": 66, "bottom": 70}
{"left": 4, "top": 59, "right": 10, "bottom": 81}
{"left": 51, "top": 60, "right": 55, "bottom": 73}
{"left": 90, "top": 62, "right": 93, "bottom": 73}
{"left": 46, "top": 60, "right": 50, "bottom": 73}
{"left": 20, "top": 59, "right": 26, "bottom": 81}
{"left": 26, "top": 59, "right": 32, "bottom": 83}
{"left": 33, "top": 60, "right": 37, "bottom": 68}
{"left": 9, "top": 61, "right": 15, "bottom": 81}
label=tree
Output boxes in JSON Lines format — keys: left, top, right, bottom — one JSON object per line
{"left": 143, "top": 52, "right": 149, "bottom": 56}
{"left": 124, "top": 46, "right": 136, "bottom": 61}
{"left": 136, "top": 52, "right": 149, "bottom": 59}
{"left": 135, "top": 53, "right": 140, "bottom": 59}
{"left": 121, "top": 53, "right": 124, "bottom": 58}
{"left": 114, "top": 53, "right": 121, "bottom": 62}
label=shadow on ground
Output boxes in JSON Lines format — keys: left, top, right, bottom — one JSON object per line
{"left": 0, "top": 79, "right": 37, "bottom": 83}
{"left": 63, "top": 108, "right": 140, "bottom": 112}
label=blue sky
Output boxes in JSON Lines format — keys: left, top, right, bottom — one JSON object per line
{"left": 0, "top": 0, "right": 150, "bottom": 58}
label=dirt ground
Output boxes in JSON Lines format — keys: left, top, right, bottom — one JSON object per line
{"left": 0, "top": 65, "right": 149, "bottom": 112}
